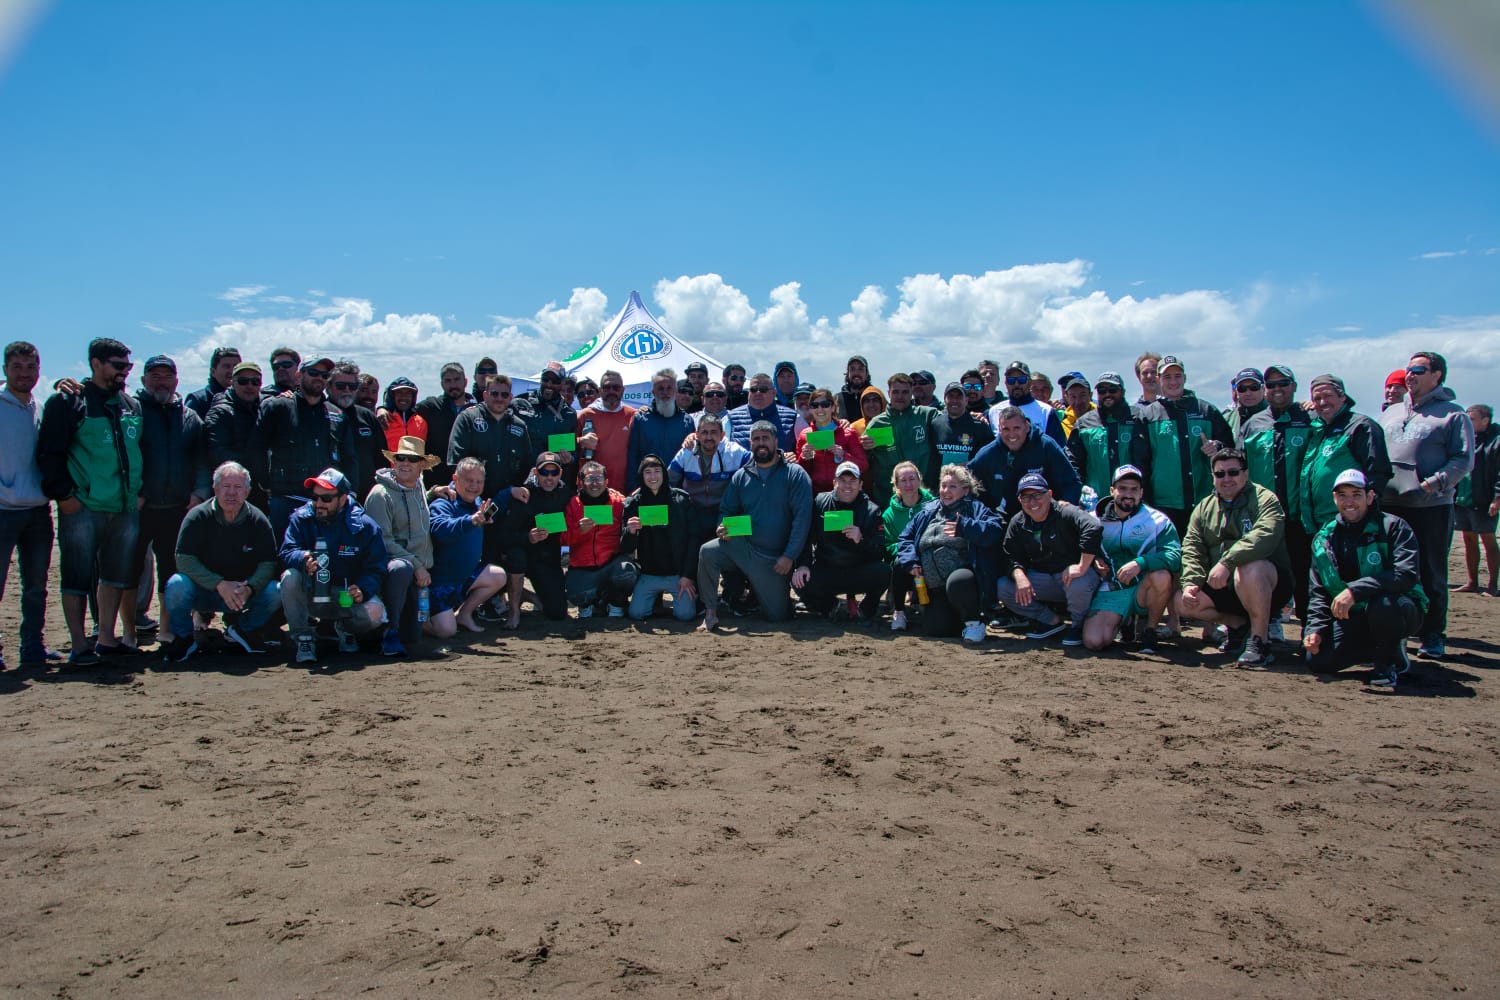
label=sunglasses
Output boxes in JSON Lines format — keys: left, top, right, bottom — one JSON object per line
{"left": 331, "top": 380, "right": 360, "bottom": 391}
{"left": 475, "top": 367, "right": 498, "bottom": 376}
{"left": 312, "top": 492, "right": 340, "bottom": 502}
{"left": 581, "top": 474, "right": 606, "bottom": 483}
{"left": 536, "top": 468, "right": 562, "bottom": 477}
{"left": 541, "top": 375, "right": 562, "bottom": 384}
{"left": 1213, "top": 467, "right": 1245, "bottom": 478}
{"left": 1235, "top": 383, "right": 1263, "bottom": 392}
{"left": 1095, "top": 385, "right": 1122, "bottom": 393}
{"left": 703, "top": 390, "right": 727, "bottom": 398}
{"left": 1264, "top": 379, "right": 1294, "bottom": 389}
{"left": 749, "top": 385, "right": 773, "bottom": 393}
{"left": 962, "top": 383, "right": 983, "bottom": 392}
{"left": 487, "top": 391, "right": 512, "bottom": 399}
{"left": 809, "top": 399, "right": 834, "bottom": 408}
{"left": 304, "top": 369, "right": 332, "bottom": 379}
{"left": 393, "top": 454, "right": 424, "bottom": 464}
{"left": 104, "top": 359, "right": 133, "bottom": 372}
{"left": 1005, "top": 376, "right": 1029, "bottom": 386}
{"left": 577, "top": 386, "right": 599, "bottom": 395}
{"left": 1405, "top": 365, "right": 1429, "bottom": 375}
{"left": 725, "top": 374, "right": 745, "bottom": 381}
{"left": 234, "top": 377, "right": 262, "bottom": 386}
{"left": 271, "top": 359, "right": 298, "bottom": 370}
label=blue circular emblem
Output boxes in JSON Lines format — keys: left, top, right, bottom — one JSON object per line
{"left": 611, "top": 326, "right": 672, "bottom": 364}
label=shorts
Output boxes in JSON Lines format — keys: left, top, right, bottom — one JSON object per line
{"left": 1204, "top": 564, "right": 1293, "bottom": 621}
{"left": 431, "top": 562, "right": 487, "bottom": 612}
{"left": 1455, "top": 505, "right": 1498, "bottom": 535}
{"left": 59, "top": 507, "right": 140, "bottom": 592}
{"left": 1088, "top": 583, "right": 1145, "bottom": 618}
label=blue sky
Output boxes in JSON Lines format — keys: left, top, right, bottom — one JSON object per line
{"left": 1, "top": 0, "right": 1496, "bottom": 402}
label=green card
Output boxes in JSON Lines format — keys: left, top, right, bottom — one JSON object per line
{"left": 534, "top": 511, "right": 566, "bottom": 534}
{"left": 548, "top": 432, "right": 577, "bottom": 452}
{"left": 722, "top": 515, "right": 753, "bottom": 537}
{"left": 638, "top": 504, "right": 670, "bottom": 526}
{"left": 866, "top": 425, "right": 894, "bottom": 447}
{"left": 805, "top": 429, "right": 835, "bottom": 450}
{"left": 583, "top": 503, "right": 614, "bottom": 525}
{"left": 823, "top": 509, "right": 853, "bottom": 531}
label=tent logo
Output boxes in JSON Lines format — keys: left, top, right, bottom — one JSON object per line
{"left": 611, "top": 325, "right": 672, "bottom": 364}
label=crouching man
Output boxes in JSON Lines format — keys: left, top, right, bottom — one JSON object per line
{"left": 995, "top": 472, "right": 1103, "bottom": 646}
{"left": 1304, "top": 469, "right": 1426, "bottom": 691}
{"left": 279, "top": 467, "right": 389, "bottom": 666}
{"left": 161, "top": 461, "right": 281, "bottom": 662}
{"left": 1082, "top": 464, "right": 1181, "bottom": 653}
{"left": 426, "top": 457, "right": 509, "bottom": 638}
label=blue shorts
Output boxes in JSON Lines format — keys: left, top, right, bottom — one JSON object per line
{"left": 431, "top": 562, "right": 487, "bottom": 612}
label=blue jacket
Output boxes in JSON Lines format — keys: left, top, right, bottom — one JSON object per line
{"left": 773, "top": 360, "right": 800, "bottom": 407}
{"left": 725, "top": 402, "right": 799, "bottom": 450}
{"left": 280, "top": 498, "right": 389, "bottom": 599}
{"left": 429, "top": 495, "right": 486, "bottom": 589}
{"left": 626, "top": 405, "right": 696, "bottom": 491}
{"left": 895, "top": 495, "right": 1005, "bottom": 599}
{"left": 967, "top": 424, "right": 1082, "bottom": 516}
{"left": 720, "top": 455, "right": 814, "bottom": 562}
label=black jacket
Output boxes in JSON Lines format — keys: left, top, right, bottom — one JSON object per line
{"left": 135, "top": 389, "right": 208, "bottom": 508}
{"left": 1467, "top": 424, "right": 1500, "bottom": 512}
{"left": 204, "top": 393, "right": 267, "bottom": 489}
{"left": 183, "top": 379, "right": 228, "bottom": 420}
{"left": 415, "top": 392, "right": 474, "bottom": 487}
{"left": 256, "top": 392, "right": 350, "bottom": 498}
{"left": 448, "top": 404, "right": 534, "bottom": 499}
{"left": 619, "top": 485, "right": 694, "bottom": 578}
{"left": 797, "top": 490, "right": 886, "bottom": 570}
{"left": 1002, "top": 499, "right": 1103, "bottom": 574}
{"left": 1306, "top": 508, "right": 1420, "bottom": 637}
{"left": 342, "top": 403, "right": 385, "bottom": 500}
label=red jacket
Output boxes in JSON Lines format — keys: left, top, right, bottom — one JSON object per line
{"left": 563, "top": 489, "right": 627, "bottom": 568}
{"left": 383, "top": 411, "right": 430, "bottom": 452}
{"left": 796, "top": 421, "right": 869, "bottom": 493}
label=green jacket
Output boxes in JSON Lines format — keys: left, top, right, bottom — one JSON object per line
{"left": 1238, "top": 404, "right": 1313, "bottom": 522}
{"left": 1181, "top": 483, "right": 1290, "bottom": 587}
{"left": 36, "top": 382, "right": 143, "bottom": 513}
{"left": 1066, "top": 399, "right": 1151, "bottom": 503}
{"left": 1299, "top": 400, "right": 1391, "bottom": 533}
{"left": 882, "top": 488, "right": 934, "bottom": 561}
{"left": 1094, "top": 497, "right": 1181, "bottom": 583}
{"left": 1140, "top": 390, "right": 1233, "bottom": 512}
{"left": 865, "top": 404, "right": 939, "bottom": 507}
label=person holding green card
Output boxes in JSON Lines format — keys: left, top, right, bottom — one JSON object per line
{"left": 501, "top": 451, "right": 571, "bottom": 626}
{"left": 516, "top": 368, "right": 579, "bottom": 489}
{"left": 563, "top": 460, "right": 637, "bottom": 618}
{"left": 696, "top": 421, "right": 813, "bottom": 630}
{"left": 792, "top": 461, "right": 887, "bottom": 622}
{"left": 796, "top": 388, "right": 867, "bottom": 492}
{"left": 863, "top": 373, "right": 939, "bottom": 509}
{"left": 620, "top": 454, "right": 698, "bottom": 622}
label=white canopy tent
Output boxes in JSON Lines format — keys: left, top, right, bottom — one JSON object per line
{"left": 542, "top": 290, "right": 723, "bottom": 406}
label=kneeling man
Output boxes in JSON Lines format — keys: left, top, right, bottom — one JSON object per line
{"left": 1082, "top": 465, "right": 1181, "bottom": 652}
{"left": 427, "top": 457, "right": 509, "bottom": 638}
{"left": 792, "top": 460, "right": 888, "bottom": 622}
{"left": 996, "top": 472, "right": 1103, "bottom": 646}
{"left": 1304, "top": 469, "right": 1425, "bottom": 691}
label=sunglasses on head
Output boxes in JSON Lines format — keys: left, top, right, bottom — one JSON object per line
{"left": 1006, "top": 376, "right": 1029, "bottom": 385}
{"left": 1264, "top": 379, "right": 1293, "bottom": 389}
{"left": 1213, "top": 467, "right": 1245, "bottom": 478}
{"left": 235, "top": 376, "right": 261, "bottom": 386}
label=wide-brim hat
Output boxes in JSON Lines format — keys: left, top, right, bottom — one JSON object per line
{"left": 382, "top": 435, "right": 440, "bottom": 469}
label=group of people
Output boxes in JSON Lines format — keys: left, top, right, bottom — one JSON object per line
{"left": 1, "top": 339, "right": 1495, "bottom": 690}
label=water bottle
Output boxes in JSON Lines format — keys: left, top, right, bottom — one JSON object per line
{"left": 416, "top": 586, "right": 431, "bottom": 623}
{"left": 913, "top": 572, "right": 931, "bottom": 606}
{"left": 1080, "top": 485, "right": 1099, "bottom": 512}
{"left": 312, "top": 538, "right": 333, "bottom": 608}
{"left": 581, "top": 417, "right": 595, "bottom": 460}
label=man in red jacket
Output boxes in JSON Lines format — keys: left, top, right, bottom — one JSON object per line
{"left": 563, "top": 460, "right": 639, "bottom": 618}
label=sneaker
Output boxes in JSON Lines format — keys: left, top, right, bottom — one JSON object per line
{"left": 67, "top": 648, "right": 101, "bottom": 669}
{"left": 576, "top": 604, "right": 594, "bottom": 619}
{"left": 475, "top": 602, "right": 506, "bottom": 623}
{"left": 1135, "top": 630, "right": 1159, "bottom": 656}
{"left": 19, "top": 647, "right": 63, "bottom": 667}
{"left": 94, "top": 642, "right": 141, "bottom": 658}
{"left": 224, "top": 624, "right": 263, "bottom": 655}
{"left": 295, "top": 635, "right": 318, "bottom": 665}
{"left": 1237, "top": 634, "right": 1274, "bottom": 669}
{"left": 1218, "top": 624, "right": 1248, "bottom": 654}
{"left": 1062, "top": 624, "right": 1084, "bottom": 647}
{"left": 890, "top": 610, "right": 908, "bottom": 632}
{"left": 1268, "top": 619, "right": 1285, "bottom": 643}
{"left": 1416, "top": 637, "right": 1445, "bottom": 660}
{"left": 381, "top": 628, "right": 406, "bottom": 658}
{"left": 1024, "top": 619, "right": 1067, "bottom": 641}
{"left": 961, "top": 620, "right": 987, "bottom": 644}
{"left": 335, "top": 624, "right": 359, "bottom": 654}
{"left": 160, "top": 636, "right": 198, "bottom": 663}
{"left": 607, "top": 605, "right": 625, "bottom": 618}
{"left": 135, "top": 613, "right": 159, "bottom": 632}
{"left": 989, "top": 612, "right": 1026, "bottom": 630}
{"left": 1393, "top": 641, "right": 1412, "bottom": 678}
{"left": 1367, "top": 667, "right": 1399, "bottom": 691}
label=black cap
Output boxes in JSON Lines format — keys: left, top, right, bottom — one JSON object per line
{"left": 1005, "top": 360, "right": 1031, "bottom": 376}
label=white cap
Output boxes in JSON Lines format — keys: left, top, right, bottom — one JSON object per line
{"left": 834, "top": 460, "right": 862, "bottom": 478}
{"left": 1333, "top": 469, "right": 1369, "bottom": 490}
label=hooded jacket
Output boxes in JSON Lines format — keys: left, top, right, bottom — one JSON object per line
{"left": 380, "top": 377, "right": 429, "bottom": 452}
{"left": 204, "top": 391, "right": 268, "bottom": 492}
{"left": 135, "top": 387, "right": 209, "bottom": 508}
{"left": 1067, "top": 398, "right": 1151, "bottom": 503}
{"left": 37, "top": 382, "right": 143, "bottom": 513}
{"left": 849, "top": 385, "right": 886, "bottom": 436}
{"left": 0, "top": 383, "right": 45, "bottom": 510}
{"left": 620, "top": 483, "right": 695, "bottom": 578}
{"left": 1301, "top": 397, "right": 1391, "bottom": 532}
{"left": 1458, "top": 422, "right": 1500, "bottom": 513}
{"left": 1094, "top": 497, "right": 1181, "bottom": 583}
{"left": 280, "top": 497, "right": 389, "bottom": 599}
{"left": 1379, "top": 385, "right": 1475, "bottom": 509}
{"left": 363, "top": 467, "right": 435, "bottom": 570}
{"left": 864, "top": 401, "right": 940, "bottom": 507}
{"left": 894, "top": 494, "right": 1004, "bottom": 598}
{"left": 967, "top": 422, "right": 1083, "bottom": 516}
{"left": 773, "top": 361, "right": 800, "bottom": 408}
{"left": 1139, "top": 389, "right": 1234, "bottom": 512}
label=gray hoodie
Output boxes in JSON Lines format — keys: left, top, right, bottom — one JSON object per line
{"left": 1379, "top": 385, "right": 1474, "bottom": 508}
{"left": 0, "top": 385, "right": 45, "bottom": 510}
{"left": 363, "top": 467, "right": 435, "bottom": 569}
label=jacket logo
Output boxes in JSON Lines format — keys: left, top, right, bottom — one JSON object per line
{"left": 509, "top": 425, "right": 525, "bottom": 437}
{"left": 1290, "top": 434, "right": 1305, "bottom": 448}
{"left": 124, "top": 424, "right": 138, "bottom": 440}
{"left": 1365, "top": 550, "right": 1382, "bottom": 567}
{"left": 1241, "top": 518, "right": 1253, "bottom": 533}
{"left": 474, "top": 418, "right": 488, "bottom": 433}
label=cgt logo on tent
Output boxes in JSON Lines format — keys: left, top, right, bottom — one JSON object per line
{"left": 610, "top": 326, "right": 673, "bottom": 364}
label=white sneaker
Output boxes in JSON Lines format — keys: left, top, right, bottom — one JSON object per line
{"left": 961, "top": 620, "right": 987, "bottom": 644}
{"left": 890, "top": 610, "right": 908, "bottom": 632}
{"left": 607, "top": 605, "right": 625, "bottom": 618}
{"left": 576, "top": 605, "right": 594, "bottom": 619}
{"left": 1268, "top": 619, "right": 1285, "bottom": 643}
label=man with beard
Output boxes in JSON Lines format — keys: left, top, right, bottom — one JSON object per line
{"left": 160, "top": 461, "right": 280, "bottom": 663}
{"left": 627, "top": 368, "right": 696, "bottom": 492}
{"left": 696, "top": 422, "right": 813, "bottom": 629}
{"left": 1139, "top": 355, "right": 1235, "bottom": 539}
{"left": 415, "top": 362, "right": 474, "bottom": 488}
{"left": 996, "top": 473, "right": 1103, "bottom": 646}
{"left": 1238, "top": 364, "right": 1315, "bottom": 624}
{"left": 328, "top": 361, "right": 383, "bottom": 499}
{"left": 576, "top": 369, "right": 637, "bottom": 494}
{"left": 0, "top": 341, "right": 59, "bottom": 669}
{"left": 684, "top": 361, "right": 709, "bottom": 399}
{"left": 355, "top": 374, "right": 380, "bottom": 411}
{"left": 448, "top": 374, "right": 535, "bottom": 606}
{"left": 205, "top": 361, "right": 271, "bottom": 512}
{"left": 721, "top": 363, "right": 749, "bottom": 409}
{"left": 1380, "top": 351, "right": 1475, "bottom": 659}
{"left": 863, "top": 372, "right": 939, "bottom": 507}
{"left": 667, "top": 413, "right": 752, "bottom": 584}
{"left": 985, "top": 361, "right": 1067, "bottom": 449}
{"left": 968, "top": 406, "right": 1082, "bottom": 520}
{"left": 931, "top": 381, "right": 994, "bottom": 469}
{"left": 265, "top": 347, "right": 301, "bottom": 398}
{"left": 132, "top": 355, "right": 209, "bottom": 647}
{"left": 1068, "top": 371, "right": 1150, "bottom": 510}
{"left": 184, "top": 345, "right": 240, "bottom": 419}
{"left": 1081, "top": 465, "right": 1180, "bottom": 653}
{"left": 37, "top": 338, "right": 145, "bottom": 664}
{"left": 256, "top": 355, "right": 347, "bottom": 539}
{"left": 792, "top": 461, "right": 887, "bottom": 623}
{"left": 910, "top": 370, "right": 937, "bottom": 408}
{"left": 835, "top": 355, "right": 872, "bottom": 421}
{"left": 280, "top": 468, "right": 389, "bottom": 667}
{"left": 517, "top": 368, "right": 579, "bottom": 486}
{"left": 1305, "top": 470, "right": 1425, "bottom": 691}
{"left": 563, "top": 460, "right": 638, "bottom": 618}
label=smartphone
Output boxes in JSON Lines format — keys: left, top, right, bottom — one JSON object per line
{"left": 482, "top": 500, "right": 499, "bottom": 520}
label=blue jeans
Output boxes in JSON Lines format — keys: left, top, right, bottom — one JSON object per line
{"left": 628, "top": 573, "right": 698, "bottom": 621}
{"left": 163, "top": 573, "right": 281, "bottom": 638}
{"left": 0, "top": 505, "right": 54, "bottom": 658}
{"left": 58, "top": 507, "right": 139, "bottom": 592}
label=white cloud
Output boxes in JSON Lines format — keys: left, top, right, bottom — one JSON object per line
{"left": 1331, "top": 325, "right": 1363, "bottom": 333}
{"left": 1415, "top": 250, "right": 1464, "bottom": 259}
{"left": 218, "top": 284, "right": 269, "bottom": 303}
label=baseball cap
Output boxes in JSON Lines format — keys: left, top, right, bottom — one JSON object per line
{"left": 1004, "top": 360, "right": 1031, "bottom": 376}
{"left": 143, "top": 354, "right": 176, "bottom": 372}
{"left": 684, "top": 361, "right": 708, "bottom": 375}
{"left": 535, "top": 451, "right": 564, "bottom": 470}
{"left": 1232, "top": 367, "right": 1264, "bottom": 388}
{"left": 795, "top": 381, "right": 815, "bottom": 396}
{"left": 1111, "top": 464, "right": 1144, "bottom": 485}
{"left": 1310, "top": 373, "right": 1346, "bottom": 395}
{"left": 232, "top": 361, "right": 262, "bottom": 377}
{"left": 299, "top": 357, "right": 335, "bottom": 373}
{"left": 1159, "top": 355, "right": 1185, "bottom": 374}
{"left": 834, "top": 460, "right": 862, "bottom": 478}
{"left": 1264, "top": 364, "right": 1295, "bottom": 381}
{"left": 912, "top": 369, "right": 935, "bottom": 385}
{"left": 944, "top": 381, "right": 965, "bottom": 397}
{"left": 1059, "top": 371, "right": 1086, "bottom": 391}
{"left": 304, "top": 468, "right": 351, "bottom": 494}
{"left": 1333, "top": 469, "right": 1369, "bottom": 490}
{"left": 1095, "top": 371, "right": 1125, "bottom": 388}
{"left": 1017, "top": 472, "right": 1050, "bottom": 494}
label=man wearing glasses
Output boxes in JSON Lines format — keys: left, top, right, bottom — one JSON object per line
{"left": 577, "top": 370, "right": 637, "bottom": 493}
{"left": 1067, "top": 371, "right": 1150, "bottom": 510}
{"left": 264, "top": 347, "right": 301, "bottom": 397}
{"left": 1379, "top": 351, "right": 1476, "bottom": 660}
{"left": 910, "top": 370, "right": 937, "bottom": 408}
{"left": 930, "top": 381, "right": 994, "bottom": 469}
{"left": 725, "top": 373, "right": 798, "bottom": 452}
{"left": 1178, "top": 448, "right": 1292, "bottom": 669}
{"left": 37, "top": 337, "right": 145, "bottom": 665}
{"left": 327, "top": 360, "right": 383, "bottom": 500}
{"left": 255, "top": 355, "right": 346, "bottom": 539}
{"left": 1238, "top": 364, "right": 1315, "bottom": 623}
{"left": 985, "top": 360, "right": 1066, "bottom": 449}
{"left": 518, "top": 367, "right": 578, "bottom": 488}
{"left": 692, "top": 381, "right": 731, "bottom": 427}
{"left": 415, "top": 362, "right": 475, "bottom": 489}
{"left": 279, "top": 467, "right": 389, "bottom": 666}
{"left": 448, "top": 374, "right": 536, "bottom": 585}
{"left": 721, "top": 364, "right": 750, "bottom": 409}
{"left": 206, "top": 361, "right": 271, "bottom": 512}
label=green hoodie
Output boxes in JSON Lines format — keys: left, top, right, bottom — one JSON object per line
{"left": 1140, "top": 390, "right": 1233, "bottom": 512}
{"left": 865, "top": 403, "right": 939, "bottom": 507}
{"left": 882, "top": 488, "right": 934, "bottom": 561}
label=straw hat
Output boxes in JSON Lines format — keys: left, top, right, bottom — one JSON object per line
{"left": 382, "top": 435, "right": 440, "bottom": 469}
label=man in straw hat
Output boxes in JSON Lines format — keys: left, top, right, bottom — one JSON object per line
{"left": 363, "top": 435, "right": 442, "bottom": 657}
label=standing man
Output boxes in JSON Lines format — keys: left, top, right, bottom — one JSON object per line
{"left": 835, "top": 355, "right": 872, "bottom": 421}
{"left": 667, "top": 413, "right": 752, "bottom": 576}
{"left": 684, "top": 361, "right": 710, "bottom": 399}
{"left": 36, "top": 337, "right": 144, "bottom": 664}
{"left": 1301, "top": 374, "right": 1392, "bottom": 540}
{"left": 692, "top": 381, "right": 731, "bottom": 427}
{"left": 976, "top": 360, "right": 1003, "bottom": 412}
{"left": 1139, "top": 355, "right": 1234, "bottom": 538}
{"left": 930, "top": 381, "right": 994, "bottom": 469}
{"left": 627, "top": 368, "right": 696, "bottom": 491}
{"left": 448, "top": 374, "right": 535, "bottom": 589}
{"left": 414, "top": 362, "right": 474, "bottom": 488}
{"left": 205, "top": 360, "right": 270, "bottom": 512}
{"left": 184, "top": 345, "right": 240, "bottom": 418}
{"left": 576, "top": 369, "right": 637, "bottom": 494}
{"left": 519, "top": 368, "right": 579, "bottom": 486}
{"left": 726, "top": 372, "right": 799, "bottom": 452}
{"left": 1134, "top": 352, "right": 1162, "bottom": 406}
{"left": 696, "top": 421, "right": 813, "bottom": 628}
{"left": 1239, "top": 364, "right": 1315, "bottom": 622}
{"left": 910, "top": 370, "right": 938, "bottom": 408}
{"left": 1456, "top": 403, "right": 1500, "bottom": 595}
{"left": 0, "top": 341, "right": 58, "bottom": 668}
{"left": 256, "top": 355, "right": 345, "bottom": 538}
{"left": 1382, "top": 370, "right": 1408, "bottom": 411}
{"left": 472, "top": 358, "right": 498, "bottom": 396}
{"left": 1222, "top": 368, "right": 1267, "bottom": 442}
{"left": 721, "top": 363, "right": 749, "bottom": 409}
{"left": 1067, "top": 371, "right": 1150, "bottom": 510}
{"left": 863, "top": 372, "right": 939, "bottom": 507}
{"left": 328, "top": 360, "right": 383, "bottom": 500}
{"left": 985, "top": 361, "right": 1067, "bottom": 448}
{"left": 1379, "top": 351, "right": 1475, "bottom": 660}
{"left": 1057, "top": 373, "right": 1095, "bottom": 439}
{"left": 265, "top": 347, "right": 301, "bottom": 398}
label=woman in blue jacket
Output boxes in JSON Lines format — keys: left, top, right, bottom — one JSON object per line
{"left": 896, "top": 464, "right": 1004, "bottom": 643}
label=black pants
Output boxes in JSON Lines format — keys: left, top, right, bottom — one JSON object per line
{"left": 131, "top": 505, "right": 187, "bottom": 591}
{"left": 1389, "top": 504, "right": 1454, "bottom": 641}
{"left": 923, "top": 568, "right": 981, "bottom": 637}
{"left": 797, "top": 560, "right": 889, "bottom": 617}
{"left": 1284, "top": 519, "right": 1312, "bottom": 621}
{"left": 1307, "top": 593, "right": 1421, "bottom": 671}
{"left": 889, "top": 565, "right": 916, "bottom": 610}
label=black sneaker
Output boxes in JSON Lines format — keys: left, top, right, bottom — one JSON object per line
{"left": 160, "top": 636, "right": 198, "bottom": 663}
{"left": 1062, "top": 624, "right": 1084, "bottom": 647}
{"left": 475, "top": 602, "right": 506, "bottom": 624}
{"left": 1024, "top": 619, "right": 1068, "bottom": 641}
{"left": 1237, "top": 634, "right": 1274, "bottom": 669}
{"left": 224, "top": 624, "right": 263, "bottom": 654}
{"left": 1219, "top": 624, "right": 1248, "bottom": 654}
{"left": 1367, "top": 665, "right": 1399, "bottom": 691}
